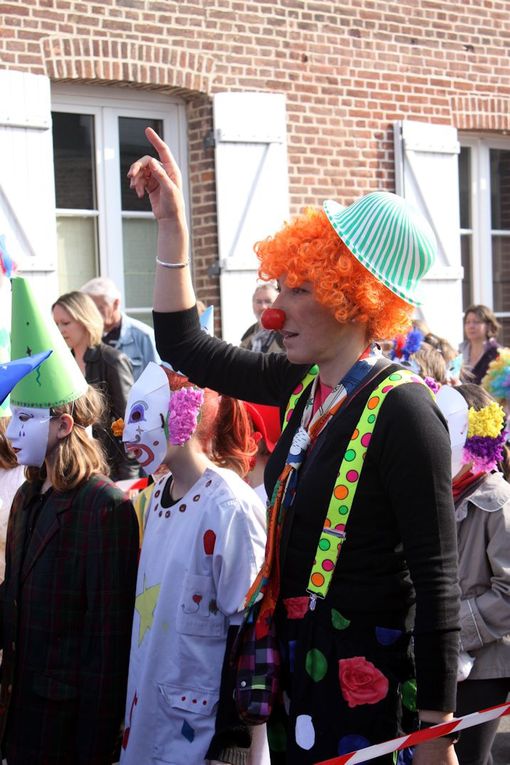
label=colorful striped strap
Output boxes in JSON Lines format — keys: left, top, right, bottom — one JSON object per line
{"left": 307, "top": 369, "right": 429, "bottom": 603}
{"left": 132, "top": 482, "right": 156, "bottom": 543}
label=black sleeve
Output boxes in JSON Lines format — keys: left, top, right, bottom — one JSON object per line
{"left": 205, "top": 625, "right": 251, "bottom": 762}
{"left": 378, "top": 383, "right": 460, "bottom": 711}
{"left": 153, "top": 307, "right": 307, "bottom": 407}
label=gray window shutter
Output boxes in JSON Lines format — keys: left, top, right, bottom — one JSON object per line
{"left": 394, "top": 119, "right": 463, "bottom": 345}
{"left": 0, "top": 71, "right": 58, "bottom": 299}
{"left": 213, "top": 92, "right": 289, "bottom": 343}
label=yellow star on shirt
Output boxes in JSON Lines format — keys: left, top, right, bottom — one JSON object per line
{"left": 135, "top": 574, "right": 161, "bottom": 646}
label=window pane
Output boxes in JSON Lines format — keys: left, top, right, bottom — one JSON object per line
{"left": 459, "top": 146, "right": 471, "bottom": 229}
{"left": 122, "top": 218, "right": 158, "bottom": 310}
{"left": 490, "top": 149, "right": 510, "bottom": 230}
{"left": 57, "top": 216, "right": 98, "bottom": 294}
{"left": 460, "top": 234, "right": 472, "bottom": 310}
{"left": 492, "top": 234, "right": 510, "bottom": 313}
{"left": 119, "top": 117, "right": 163, "bottom": 212}
{"left": 126, "top": 311, "right": 154, "bottom": 329}
{"left": 52, "top": 113, "right": 96, "bottom": 210}
{"left": 496, "top": 317, "right": 510, "bottom": 346}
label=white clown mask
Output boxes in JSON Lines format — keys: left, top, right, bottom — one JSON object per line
{"left": 6, "top": 405, "right": 51, "bottom": 467}
{"left": 123, "top": 363, "right": 171, "bottom": 474}
{"left": 435, "top": 385, "right": 469, "bottom": 477}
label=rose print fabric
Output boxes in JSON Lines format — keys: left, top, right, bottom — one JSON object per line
{"left": 339, "top": 656, "right": 389, "bottom": 709}
{"left": 268, "top": 601, "right": 417, "bottom": 765}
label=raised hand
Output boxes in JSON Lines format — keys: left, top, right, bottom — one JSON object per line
{"left": 127, "top": 127, "right": 185, "bottom": 222}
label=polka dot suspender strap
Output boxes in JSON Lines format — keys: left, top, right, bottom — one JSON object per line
{"left": 307, "top": 369, "right": 430, "bottom": 608}
{"left": 282, "top": 365, "right": 320, "bottom": 431}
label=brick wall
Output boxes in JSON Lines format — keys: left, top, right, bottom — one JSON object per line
{"left": 2, "top": 0, "right": 510, "bottom": 311}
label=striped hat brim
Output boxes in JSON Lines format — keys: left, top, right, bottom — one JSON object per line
{"left": 323, "top": 194, "right": 436, "bottom": 307}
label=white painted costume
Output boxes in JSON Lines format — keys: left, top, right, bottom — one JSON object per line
{"left": 120, "top": 465, "right": 266, "bottom": 765}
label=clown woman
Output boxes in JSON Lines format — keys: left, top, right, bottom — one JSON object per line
{"left": 119, "top": 362, "right": 267, "bottom": 765}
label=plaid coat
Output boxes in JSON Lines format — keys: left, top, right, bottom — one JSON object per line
{"left": 0, "top": 474, "right": 139, "bottom": 765}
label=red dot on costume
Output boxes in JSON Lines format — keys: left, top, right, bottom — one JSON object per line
{"left": 367, "top": 396, "right": 380, "bottom": 410}
{"left": 322, "top": 559, "right": 334, "bottom": 572}
{"left": 335, "top": 523, "right": 345, "bottom": 533}
{"left": 346, "top": 470, "right": 358, "bottom": 483}
{"left": 286, "top": 408, "right": 294, "bottom": 422}
{"left": 293, "top": 383, "right": 304, "bottom": 395}
{"left": 382, "top": 386, "right": 393, "bottom": 393}
{"left": 203, "top": 529, "right": 216, "bottom": 555}
{"left": 334, "top": 485, "right": 348, "bottom": 500}
{"left": 361, "top": 433, "right": 371, "bottom": 447}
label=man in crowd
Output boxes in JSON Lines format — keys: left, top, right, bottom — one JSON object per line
{"left": 80, "top": 277, "right": 160, "bottom": 380}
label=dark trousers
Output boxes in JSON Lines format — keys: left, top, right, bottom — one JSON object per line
{"left": 455, "top": 677, "right": 510, "bottom": 765}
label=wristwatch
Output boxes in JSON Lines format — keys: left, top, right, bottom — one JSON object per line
{"left": 419, "top": 719, "right": 461, "bottom": 744}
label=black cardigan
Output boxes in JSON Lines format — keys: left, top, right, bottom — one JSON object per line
{"left": 84, "top": 343, "right": 139, "bottom": 481}
{"left": 154, "top": 306, "right": 460, "bottom": 712}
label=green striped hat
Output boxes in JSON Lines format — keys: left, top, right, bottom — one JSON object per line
{"left": 323, "top": 192, "right": 436, "bottom": 307}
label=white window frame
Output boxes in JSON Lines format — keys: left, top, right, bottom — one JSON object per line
{"left": 460, "top": 133, "right": 510, "bottom": 320}
{"left": 51, "top": 84, "right": 189, "bottom": 310}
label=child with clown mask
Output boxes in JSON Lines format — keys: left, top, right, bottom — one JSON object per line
{"left": 119, "top": 362, "right": 267, "bottom": 765}
{"left": 0, "top": 277, "right": 139, "bottom": 765}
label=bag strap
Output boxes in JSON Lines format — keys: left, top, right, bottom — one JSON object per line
{"left": 306, "top": 368, "right": 430, "bottom": 607}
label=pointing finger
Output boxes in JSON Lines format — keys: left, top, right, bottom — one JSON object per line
{"left": 145, "top": 128, "right": 182, "bottom": 189}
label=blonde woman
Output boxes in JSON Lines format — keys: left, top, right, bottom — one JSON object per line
{"left": 52, "top": 291, "right": 138, "bottom": 480}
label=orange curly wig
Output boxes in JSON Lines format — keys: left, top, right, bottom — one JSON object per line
{"left": 255, "top": 207, "right": 414, "bottom": 341}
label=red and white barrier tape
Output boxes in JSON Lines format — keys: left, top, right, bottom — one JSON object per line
{"left": 315, "top": 700, "right": 510, "bottom": 765}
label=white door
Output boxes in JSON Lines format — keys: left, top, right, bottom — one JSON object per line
{"left": 214, "top": 92, "right": 290, "bottom": 344}
{"left": 394, "top": 119, "right": 464, "bottom": 346}
{"left": 0, "top": 70, "right": 58, "bottom": 306}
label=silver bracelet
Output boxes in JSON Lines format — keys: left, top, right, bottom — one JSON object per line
{"left": 155, "top": 256, "right": 189, "bottom": 269}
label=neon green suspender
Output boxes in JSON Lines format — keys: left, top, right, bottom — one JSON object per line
{"left": 283, "top": 367, "right": 430, "bottom": 607}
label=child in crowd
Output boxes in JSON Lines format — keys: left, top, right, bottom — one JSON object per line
{"left": 242, "top": 401, "right": 280, "bottom": 503}
{"left": 119, "top": 362, "right": 267, "bottom": 765}
{"left": 437, "top": 383, "right": 510, "bottom": 765}
{"left": 0, "top": 350, "right": 53, "bottom": 582}
{"left": 0, "top": 277, "right": 139, "bottom": 765}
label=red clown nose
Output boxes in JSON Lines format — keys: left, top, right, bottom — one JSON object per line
{"left": 260, "top": 307, "right": 286, "bottom": 331}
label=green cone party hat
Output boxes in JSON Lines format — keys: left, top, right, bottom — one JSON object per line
{"left": 9, "top": 276, "right": 88, "bottom": 408}
{"left": 323, "top": 192, "right": 436, "bottom": 307}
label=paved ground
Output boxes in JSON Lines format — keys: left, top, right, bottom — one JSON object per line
{"left": 493, "top": 712, "right": 510, "bottom": 765}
